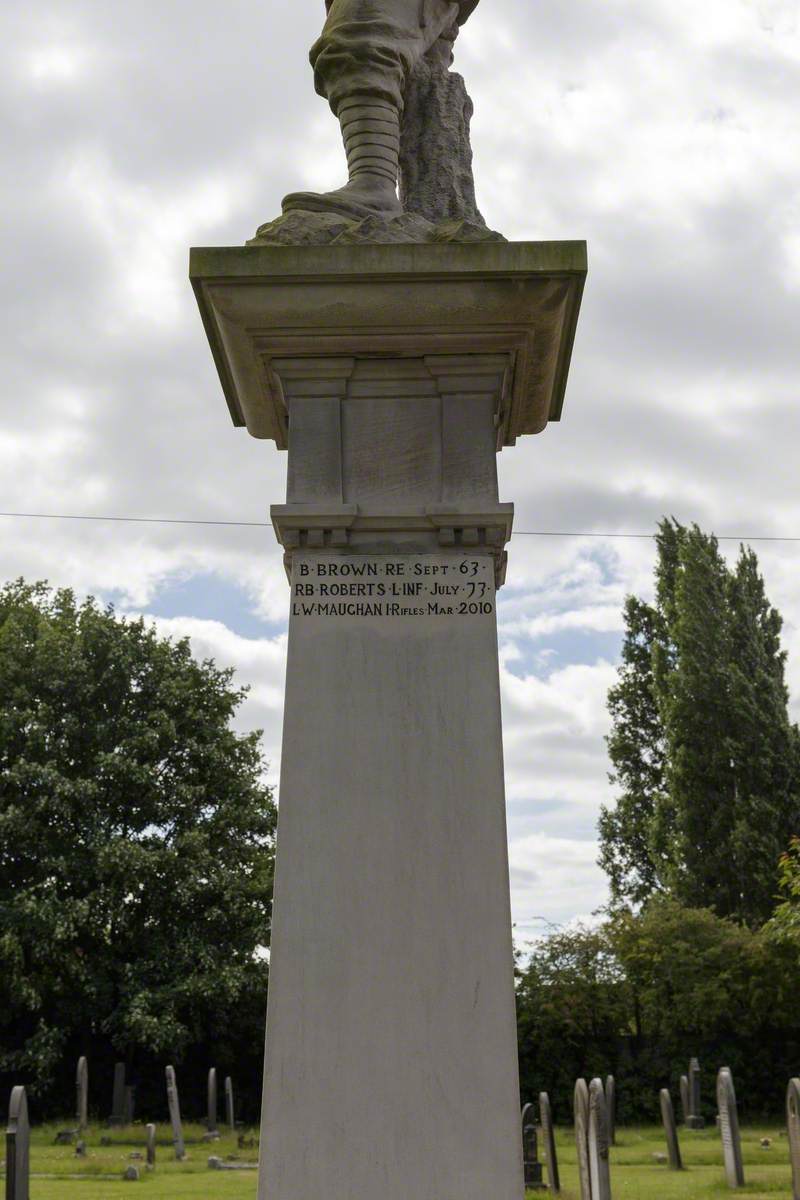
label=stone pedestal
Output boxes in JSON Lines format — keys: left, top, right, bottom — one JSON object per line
{"left": 191, "top": 241, "right": 586, "bottom": 1200}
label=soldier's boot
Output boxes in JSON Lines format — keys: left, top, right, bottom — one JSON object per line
{"left": 283, "top": 95, "right": 402, "bottom": 218}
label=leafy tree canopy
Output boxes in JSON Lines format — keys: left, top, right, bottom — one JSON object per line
{"left": 516, "top": 898, "right": 800, "bottom": 1122}
{"left": 599, "top": 520, "right": 800, "bottom": 925}
{"left": 0, "top": 580, "right": 276, "bottom": 1100}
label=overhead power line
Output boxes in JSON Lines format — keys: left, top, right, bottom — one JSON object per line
{"left": 1, "top": 510, "right": 800, "bottom": 543}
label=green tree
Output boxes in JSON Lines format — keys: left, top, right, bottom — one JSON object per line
{"left": 599, "top": 520, "right": 800, "bottom": 924}
{"left": 0, "top": 580, "right": 276, "bottom": 1105}
{"left": 516, "top": 925, "right": 627, "bottom": 1117}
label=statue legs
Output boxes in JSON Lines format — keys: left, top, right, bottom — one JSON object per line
{"left": 283, "top": 0, "right": 460, "bottom": 218}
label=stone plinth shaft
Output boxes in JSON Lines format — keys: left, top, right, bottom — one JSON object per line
{"left": 262, "top": 552, "right": 521, "bottom": 1199}
{"left": 190, "top": 240, "right": 587, "bottom": 1200}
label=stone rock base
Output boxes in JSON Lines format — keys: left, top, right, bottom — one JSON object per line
{"left": 248, "top": 209, "right": 505, "bottom": 247}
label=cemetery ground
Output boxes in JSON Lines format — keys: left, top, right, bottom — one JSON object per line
{"left": 6, "top": 1122, "right": 259, "bottom": 1198}
{"left": 550, "top": 1122, "right": 793, "bottom": 1198}
{"left": 4, "top": 1121, "right": 797, "bottom": 1198}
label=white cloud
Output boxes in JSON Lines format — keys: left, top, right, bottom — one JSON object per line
{"left": 1, "top": 0, "right": 799, "bottom": 928}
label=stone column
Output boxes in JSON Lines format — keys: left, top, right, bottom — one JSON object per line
{"left": 191, "top": 240, "right": 586, "bottom": 1200}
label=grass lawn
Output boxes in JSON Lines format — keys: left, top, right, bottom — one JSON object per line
{"left": 15, "top": 1122, "right": 260, "bottom": 1199}
{"left": 3, "top": 1120, "right": 795, "bottom": 1197}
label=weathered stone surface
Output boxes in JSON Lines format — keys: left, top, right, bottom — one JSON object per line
{"left": 207, "top": 1068, "right": 218, "bottom": 1133}
{"left": 787, "top": 1078, "right": 800, "bottom": 1199}
{"left": 399, "top": 54, "right": 485, "bottom": 226}
{"left": 122, "top": 1165, "right": 139, "bottom": 1181}
{"left": 6, "top": 1085, "right": 30, "bottom": 1200}
{"left": 192, "top": 223, "right": 587, "bottom": 1200}
{"left": 250, "top": 210, "right": 353, "bottom": 246}
{"left": 146, "top": 1124, "right": 156, "bottom": 1169}
{"left": 687, "top": 1058, "right": 705, "bottom": 1129}
{"left": 660, "top": 1088, "right": 683, "bottom": 1171}
{"left": 539, "top": 1091, "right": 560, "bottom": 1194}
{"left": 717, "top": 1067, "right": 745, "bottom": 1188}
{"left": 277, "top": 0, "right": 487, "bottom": 226}
{"left": 75, "top": 1140, "right": 86, "bottom": 1158}
{"left": 248, "top": 208, "right": 503, "bottom": 247}
{"left": 123, "top": 1085, "right": 135, "bottom": 1125}
{"left": 224, "top": 1076, "right": 235, "bottom": 1132}
{"left": 521, "top": 1103, "right": 545, "bottom": 1190}
{"left": 574, "top": 1079, "right": 591, "bottom": 1200}
{"left": 606, "top": 1075, "right": 616, "bottom": 1145}
{"left": 588, "top": 1077, "right": 612, "bottom": 1200}
{"left": 165, "top": 1065, "right": 186, "bottom": 1160}
{"left": 190, "top": 242, "right": 587, "bottom": 449}
{"left": 258, "top": 551, "right": 523, "bottom": 1200}
{"left": 76, "top": 1056, "right": 88, "bottom": 1130}
{"left": 109, "top": 1062, "right": 126, "bottom": 1126}
{"left": 680, "top": 1075, "right": 690, "bottom": 1125}
{"left": 208, "top": 1156, "right": 258, "bottom": 1171}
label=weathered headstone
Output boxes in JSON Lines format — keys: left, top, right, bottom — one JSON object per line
{"left": 207, "top": 1067, "right": 218, "bottom": 1133}
{"left": 122, "top": 1165, "right": 139, "bottom": 1181}
{"left": 76, "top": 1056, "right": 88, "bottom": 1130}
{"left": 7, "top": 1094, "right": 30, "bottom": 1184}
{"left": 538, "top": 1091, "right": 560, "bottom": 1194}
{"left": 123, "top": 1084, "right": 135, "bottom": 1125}
{"left": 224, "top": 1076, "right": 235, "bottom": 1132}
{"left": 659, "top": 1088, "right": 683, "bottom": 1170}
{"left": 717, "top": 1066, "right": 744, "bottom": 1188}
{"left": 686, "top": 1057, "right": 705, "bottom": 1129}
{"left": 146, "top": 1123, "right": 156, "bottom": 1169}
{"left": 679, "top": 1075, "right": 690, "bottom": 1125}
{"left": 574, "top": 1079, "right": 591, "bottom": 1200}
{"left": 109, "top": 1062, "right": 126, "bottom": 1125}
{"left": 521, "top": 1103, "right": 545, "bottom": 1190}
{"left": 165, "top": 1065, "right": 186, "bottom": 1160}
{"left": 606, "top": 1075, "right": 616, "bottom": 1145}
{"left": 588, "top": 1078, "right": 612, "bottom": 1200}
{"left": 787, "top": 1078, "right": 800, "bottom": 1200}
{"left": 209, "top": 1156, "right": 259, "bottom": 1171}
{"left": 5, "top": 1085, "right": 30, "bottom": 1200}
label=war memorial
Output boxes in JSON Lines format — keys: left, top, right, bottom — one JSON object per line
{"left": 5, "top": 4, "right": 798, "bottom": 1200}
{"left": 191, "top": 1, "right": 587, "bottom": 1197}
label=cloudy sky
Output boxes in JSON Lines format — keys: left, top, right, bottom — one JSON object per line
{"left": 2, "top": 0, "right": 799, "bottom": 941}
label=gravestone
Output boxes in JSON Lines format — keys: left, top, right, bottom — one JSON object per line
{"left": 606, "top": 1075, "right": 616, "bottom": 1145}
{"left": 165, "top": 1065, "right": 186, "bottom": 1160}
{"left": 224, "top": 1076, "right": 235, "bottom": 1132}
{"left": 109, "top": 1062, "right": 126, "bottom": 1125}
{"left": 659, "top": 1088, "right": 683, "bottom": 1170}
{"left": 192, "top": 34, "right": 586, "bottom": 1192}
{"left": 787, "top": 1078, "right": 800, "bottom": 1200}
{"left": 76, "top": 1056, "right": 88, "bottom": 1130}
{"left": 146, "top": 1123, "right": 156, "bottom": 1169}
{"left": 588, "top": 1078, "right": 612, "bottom": 1200}
{"left": 686, "top": 1057, "right": 705, "bottom": 1129}
{"left": 538, "top": 1091, "right": 560, "bottom": 1194}
{"left": 679, "top": 1075, "right": 690, "bottom": 1125}
{"left": 207, "top": 1068, "right": 218, "bottom": 1133}
{"left": 717, "top": 1066, "right": 744, "bottom": 1188}
{"left": 574, "top": 1078, "right": 591, "bottom": 1200}
{"left": 521, "top": 1103, "right": 545, "bottom": 1190}
{"left": 5, "top": 1085, "right": 30, "bottom": 1200}
{"left": 123, "top": 1085, "right": 135, "bottom": 1125}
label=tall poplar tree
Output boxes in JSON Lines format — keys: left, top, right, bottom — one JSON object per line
{"left": 599, "top": 520, "right": 800, "bottom": 925}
